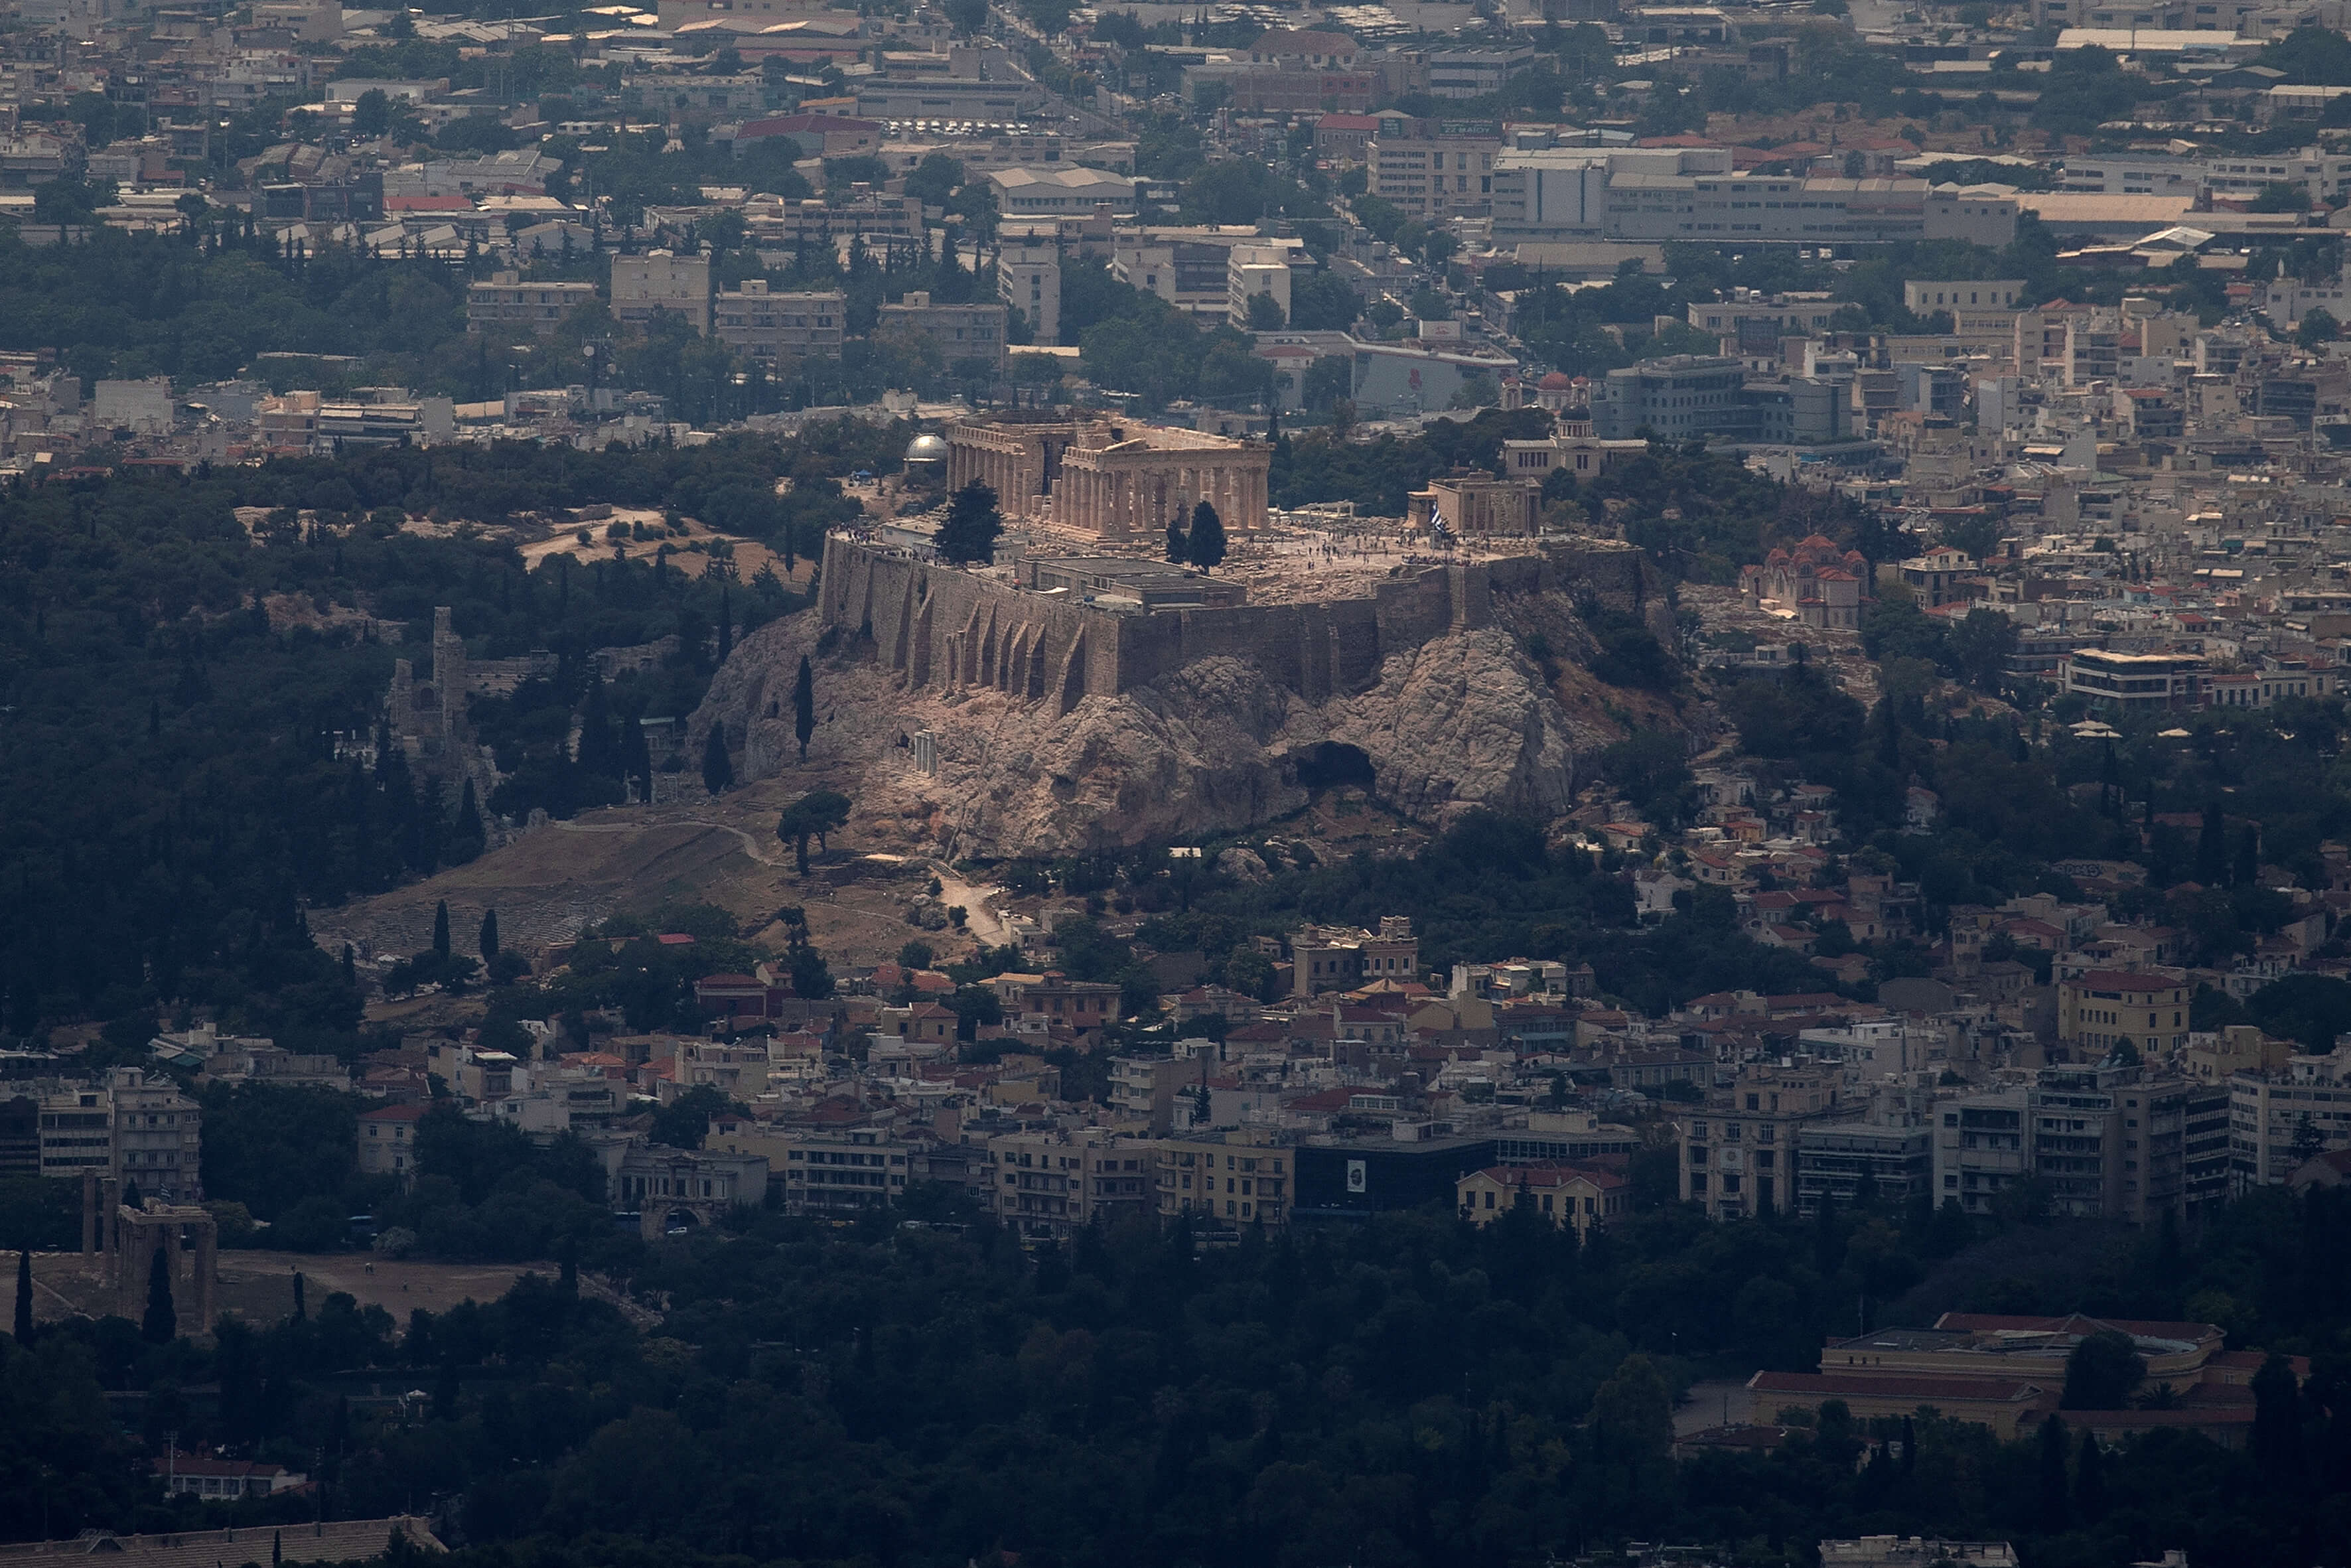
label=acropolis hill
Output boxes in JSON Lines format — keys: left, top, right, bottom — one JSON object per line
{"left": 690, "top": 510, "right": 1683, "bottom": 858}
{"left": 814, "top": 530, "right": 1660, "bottom": 712}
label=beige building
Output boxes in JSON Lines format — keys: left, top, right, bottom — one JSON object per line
{"left": 1109, "top": 1052, "right": 1209, "bottom": 1133}
{"left": 750, "top": 1125, "right": 913, "bottom": 1213}
{"left": 1456, "top": 1161, "right": 1627, "bottom": 1238}
{"left": 877, "top": 291, "right": 1008, "bottom": 372}
{"left": 108, "top": 1068, "right": 203, "bottom": 1203}
{"left": 356, "top": 1103, "right": 424, "bottom": 1181}
{"left": 1370, "top": 120, "right": 1500, "bottom": 221}
{"left": 2058, "top": 970, "right": 2191, "bottom": 1059}
{"left": 611, "top": 251, "right": 712, "bottom": 335}
{"left": 713, "top": 282, "right": 845, "bottom": 366}
{"left": 1291, "top": 916, "right": 1419, "bottom": 997}
{"left": 1678, "top": 1062, "right": 1843, "bottom": 1219}
{"left": 465, "top": 272, "right": 596, "bottom": 335}
{"left": 944, "top": 417, "right": 1271, "bottom": 541}
{"left": 1155, "top": 1128, "right": 1293, "bottom": 1226}
{"left": 973, "top": 1128, "right": 1154, "bottom": 1239}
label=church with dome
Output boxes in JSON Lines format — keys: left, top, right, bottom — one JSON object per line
{"left": 1739, "top": 534, "right": 1870, "bottom": 630}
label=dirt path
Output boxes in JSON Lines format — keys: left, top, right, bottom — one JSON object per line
{"left": 928, "top": 863, "right": 1010, "bottom": 948}
{"left": 556, "top": 815, "right": 784, "bottom": 868}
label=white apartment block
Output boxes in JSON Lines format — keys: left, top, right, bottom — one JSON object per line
{"left": 997, "top": 240, "right": 1061, "bottom": 344}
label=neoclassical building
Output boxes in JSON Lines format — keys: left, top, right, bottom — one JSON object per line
{"left": 946, "top": 417, "right": 1271, "bottom": 545}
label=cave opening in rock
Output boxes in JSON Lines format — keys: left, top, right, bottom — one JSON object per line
{"left": 1297, "top": 741, "right": 1376, "bottom": 792}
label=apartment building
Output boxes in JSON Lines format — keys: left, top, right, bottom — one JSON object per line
{"left": 464, "top": 273, "right": 596, "bottom": 335}
{"left": 975, "top": 1129, "right": 1154, "bottom": 1239}
{"left": 1934, "top": 1064, "right": 2228, "bottom": 1223}
{"left": 997, "top": 238, "right": 1060, "bottom": 344}
{"left": 356, "top": 1103, "right": 424, "bottom": 1180}
{"left": 875, "top": 291, "right": 1008, "bottom": 371}
{"left": 1226, "top": 243, "right": 1293, "bottom": 330}
{"left": 1111, "top": 236, "right": 1239, "bottom": 322}
{"left": 36, "top": 1084, "right": 114, "bottom": 1183}
{"left": 1291, "top": 916, "right": 1419, "bottom": 997}
{"left": 713, "top": 283, "right": 846, "bottom": 366}
{"left": 1370, "top": 117, "right": 1500, "bottom": 222}
{"left": 2060, "top": 649, "right": 2206, "bottom": 714}
{"left": 1155, "top": 1128, "right": 1293, "bottom": 1227}
{"left": 1109, "top": 1052, "right": 1209, "bottom": 1134}
{"left": 778, "top": 1127, "right": 915, "bottom": 1214}
{"left": 107, "top": 1068, "right": 204, "bottom": 1203}
{"left": 2230, "top": 1046, "right": 2351, "bottom": 1189}
{"left": 1679, "top": 1062, "right": 1844, "bottom": 1219}
{"left": 611, "top": 251, "right": 712, "bottom": 336}
{"left": 1794, "top": 1116, "right": 1934, "bottom": 1213}
{"left": 2058, "top": 971, "right": 2193, "bottom": 1059}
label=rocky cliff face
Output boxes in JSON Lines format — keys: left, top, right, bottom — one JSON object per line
{"left": 694, "top": 593, "right": 1651, "bottom": 859}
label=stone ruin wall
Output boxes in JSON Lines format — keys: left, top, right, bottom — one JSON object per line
{"left": 821, "top": 535, "right": 1603, "bottom": 709}
{"left": 818, "top": 536, "right": 1672, "bottom": 708}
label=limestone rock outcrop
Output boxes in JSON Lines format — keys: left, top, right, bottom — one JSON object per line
{"left": 692, "top": 603, "right": 1629, "bottom": 860}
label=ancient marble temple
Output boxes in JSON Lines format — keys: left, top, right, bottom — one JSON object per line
{"left": 945, "top": 417, "right": 1271, "bottom": 545}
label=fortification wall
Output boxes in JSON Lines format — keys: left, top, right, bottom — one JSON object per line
{"left": 818, "top": 536, "right": 1530, "bottom": 709}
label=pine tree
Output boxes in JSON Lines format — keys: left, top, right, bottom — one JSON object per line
{"left": 431, "top": 900, "right": 451, "bottom": 961}
{"left": 703, "top": 726, "right": 735, "bottom": 794}
{"left": 794, "top": 656, "right": 816, "bottom": 762}
{"left": 1185, "top": 501, "right": 1226, "bottom": 571}
{"left": 14, "top": 1247, "right": 32, "bottom": 1344}
{"left": 141, "top": 1245, "right": 176, "bottom": 1343}
{"left": 478, "top": 909, "right": 500, "bottom": 962}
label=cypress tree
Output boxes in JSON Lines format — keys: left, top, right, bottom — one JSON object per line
{"left": 141, "top": 1246, "right": 176, "bottom": 1343}
{"left": 2036, "top": 1413, "right": 2070, "bottom": 1532}
{"left": 2074, "top": 1427, "right": 2107, "bottom": 1521}
{"left": 478, "top": 909, "right": 500, "bottom": 962}
{"left": 2196, "top": 803, "right": 2226, "bottom": 885}
{"left": 14, "top": 1247, "right": 32, "bottom": 1344}
{"left": 431, "top": 900, "right": 451, "bottom": 961}
{"left": 794, "top": 656, "right": 816, "bottom": 762}
{"left": 293, "top": 1270, "right": 306, "bottom": 1322}
{"left": 1185, "top": 501, "right": 1226, "bottom": 571}
{"left": 703, "top": 726, "right": 735, "bottom": 794}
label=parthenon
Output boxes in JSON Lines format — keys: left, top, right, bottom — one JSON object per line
{"left": 945, "top": 417, "right": 1271, "bottom": 545}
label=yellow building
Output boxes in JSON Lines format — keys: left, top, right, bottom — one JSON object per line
{"left": 1155, "top": 1129, "right": 1293, "bottom": 1227}
{"left": 1455, "top": 1162, "right": 1626, "bottom": 1239}
{"left": 2059, "top": 971, "right": 2191, "bottom": 1058}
